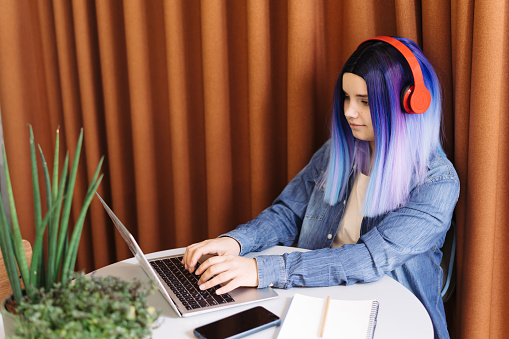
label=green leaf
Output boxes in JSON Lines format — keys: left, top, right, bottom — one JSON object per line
{"left": 38, "top": 146, "right": 53, "bottom": 281}
{"left": 52, "top": 127, "right": 60, "bottom": 200}
{"left": 49, "top": 153, "right": 69, "bottom": 286}
{"left": 1, "top": 144, "right": 31, "bottom": 299}
{"left": 61, "top": 162, "right": 103, "bottom": 282}
{"left": 55, "top": 130, "right": 83, "bottom": 280}
{"left": 29, "top": 126, "right": 43, "bottom": 232}
{"left": 47, "top": 128, "right": 60, "bottom": 286}
{"left": 28, "top": 126, "right": 45, "bottom": 289}
{"left": 38, "top": 145, "right": 52, "bottom": 221}
{"left": 0, "top": 190, "right": 23, "bottom": 302}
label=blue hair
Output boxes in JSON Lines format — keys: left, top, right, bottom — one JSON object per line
{"left": 324, "top": 37, "right": 443, "bottom": 217}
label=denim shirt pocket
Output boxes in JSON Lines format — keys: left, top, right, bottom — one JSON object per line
{"left": 304, "top": 172, "right": 329, "bottom": 220}
{"left": 298, "top": 176, "right": 330, "bottom": 249}
{"left": 304, "top": 190, "right": 329, "bottom": 220}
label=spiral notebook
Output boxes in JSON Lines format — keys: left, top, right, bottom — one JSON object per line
{"left": 277, "top": 294, "right": 379, "bottom": 339}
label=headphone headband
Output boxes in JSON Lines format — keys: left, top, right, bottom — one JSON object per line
{"left": 360, "top": 36, "right": 431, "bottom": 114}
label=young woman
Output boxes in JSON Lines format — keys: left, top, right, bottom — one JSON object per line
{"left": 182, "top": 36, "right": 459, "bottom": 338}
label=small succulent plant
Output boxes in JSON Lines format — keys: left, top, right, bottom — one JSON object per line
{"left": 10, "top": 272, "right": 160, "bottom": 338}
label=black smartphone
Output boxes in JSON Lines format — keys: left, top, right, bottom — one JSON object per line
{"left": 193, "top": 306, "right": 281, "bottom": 339}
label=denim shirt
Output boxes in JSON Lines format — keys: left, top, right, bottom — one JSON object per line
{"left": 223, "top": 140, "right": 460, "bottom": 339}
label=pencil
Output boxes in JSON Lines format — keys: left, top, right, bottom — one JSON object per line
{"left": 320, "top": 296, "right": 331, "bottom": 338}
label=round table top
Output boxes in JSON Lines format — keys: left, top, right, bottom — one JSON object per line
{"left": 1, "top": 246, "right": 434, "bottom": 339}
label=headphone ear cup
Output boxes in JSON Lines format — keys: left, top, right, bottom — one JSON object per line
{"left": 409, "top": 86, "right": 432, "bottom": 114}
{"left": 400, "top": 84, "right": 414, "bottom": 113}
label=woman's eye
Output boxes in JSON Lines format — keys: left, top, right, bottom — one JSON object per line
{"left": 362, "top": 101, "right": 369, "bottom": 106}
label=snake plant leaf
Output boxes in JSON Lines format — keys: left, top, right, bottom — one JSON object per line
{"left": 51, "top": 128, "right": 60, "bottom": 200}
{"left": 29, "top": 126, "right": 42, "bottom": 233}
{"left": 55, "top": 130, "right": 83, "bottom": 278}
{"left": 38, "top": 145, "right": 52, "bottom": 235}
{"left": 48, "top": 153, "right": 69, "bottom": 287}
{"left": 1, "top": 144, "right": 31, "bottom": 295}
{"left": 0, "top": 190, "right": 23, "bottom": 302}
{"left": 29, "top": 203, "right": 59, "bottom": 291}
{"left": 61, "top": 157, "right": 104, "bottom": 282}
{"left": 67, "top": 180, "right": 103, "bottom": 272}
{"left": 28, "top": 126, "right": 45, "bottom": 288}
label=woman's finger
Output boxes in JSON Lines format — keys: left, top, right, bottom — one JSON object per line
{"left": 199, "top": 271, "right": 233, "bottom": 292}
{"left": 182, "top": 240, "right": 217, "bottom": 272}
{"left": 216, "top": 279, "right": 241, "bottom": 295}
{"left": 182, "top": 237, "right": 242, "bottom": 272}
{"left": 196, "top": 256, "right": 258, "bottom": 292}
{"left": 197, "top": 256, "right": 231, "bottom": 283}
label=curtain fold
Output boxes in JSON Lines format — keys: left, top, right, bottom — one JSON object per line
{"left": 164, "top": 0, "right": 203, "bottom": 247}
{"left": 201, "top": 0, "right": 235, "bottom": 238}
{"left": 95, "top": 0, "right": 134, "bottom": 262}
{"left": 1, "top": 0, "right": 508, "bottom": 337}
{"left": 246, "top": 0, "right": 275, "bottom": 215}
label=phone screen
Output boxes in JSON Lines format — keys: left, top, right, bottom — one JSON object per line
{"left": 193, "top": 306, "right": 281, "bottom": 339}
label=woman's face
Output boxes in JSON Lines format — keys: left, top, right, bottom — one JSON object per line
{"left": 342, "top": 72, "right": 375, "bottom": 150}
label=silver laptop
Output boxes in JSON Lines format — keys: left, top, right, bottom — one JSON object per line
{"left": 96, "top": 193, "right": 278, "bottom": 317}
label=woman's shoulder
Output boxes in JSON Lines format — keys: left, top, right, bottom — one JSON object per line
{"left": 426, "top": 149, "right": 459, "bottom": 183}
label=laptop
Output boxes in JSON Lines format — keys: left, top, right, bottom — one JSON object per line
{"left": 96, "top": 193, "right": 278, "bottom": 317}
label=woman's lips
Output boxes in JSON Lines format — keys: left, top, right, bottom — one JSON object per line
{"left": 349, "top": 123, "right": 365, "bottom": 130}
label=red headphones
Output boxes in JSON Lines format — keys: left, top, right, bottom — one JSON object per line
{"left": 361, "top": 36, "right": 431, "bottom": 114}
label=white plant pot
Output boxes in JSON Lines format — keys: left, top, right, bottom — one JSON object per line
{"left": 1, "top": 295, "right": 17, "bottom": 337}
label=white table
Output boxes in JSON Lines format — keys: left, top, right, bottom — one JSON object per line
{"left": 1, "top": 246, "right": 433, "bottom": 338}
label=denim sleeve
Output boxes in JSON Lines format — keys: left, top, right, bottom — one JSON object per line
{"left": 221, "top": 141, "right": 331, "bottom": 256}
{"left": 254, "top": 172, "right": 460, "bottom": 289}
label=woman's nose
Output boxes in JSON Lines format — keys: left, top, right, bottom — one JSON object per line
{"left": 344, "top": 105, "right": 359, "bottom": 118}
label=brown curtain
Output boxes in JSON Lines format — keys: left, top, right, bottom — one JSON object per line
{"left": 0, "top": 0, "right": 507, "bottom": 337}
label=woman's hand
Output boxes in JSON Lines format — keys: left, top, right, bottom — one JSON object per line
{"left": 181, "top": 237, "right": 258, "bottom": 294}
{"left": 196, "top": 255, "right": 259, "bottom": 294}
{"left": 182, "top": 237, "right": 241, "bottom": 272}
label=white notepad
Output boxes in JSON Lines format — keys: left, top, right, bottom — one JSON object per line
{"left": 277, "top": 294, "right": 379, "bottom": 339}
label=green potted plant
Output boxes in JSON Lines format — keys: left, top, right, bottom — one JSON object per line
{"left": 0, "top": 126, "right": 159, "bottom": 337}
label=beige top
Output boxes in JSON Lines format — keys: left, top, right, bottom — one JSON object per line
{"left": 332, "top": 173, "right": 369, "bottom": 248}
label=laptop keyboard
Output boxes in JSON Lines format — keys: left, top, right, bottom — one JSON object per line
{"left": 150, "top": 256, "right": 235, "bottom": 310}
